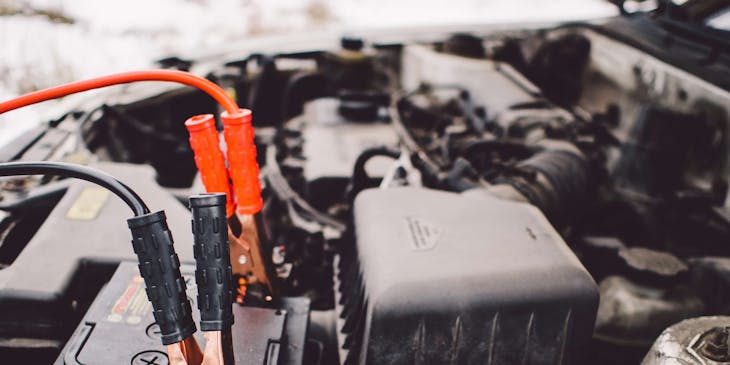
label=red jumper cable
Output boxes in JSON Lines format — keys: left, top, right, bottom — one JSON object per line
{"left": 0, "top": 69, "right": 275, "bottom": 365}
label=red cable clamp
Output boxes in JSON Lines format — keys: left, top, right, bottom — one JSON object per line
{"left": 221, "top": 109, "right": 263, "bottom": 215}
{"left": 185, "top": 114, "right": 235, "bottom": 216}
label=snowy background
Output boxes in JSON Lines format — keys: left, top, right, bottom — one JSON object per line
{"left": 0, "top": 0, "right": 617, "bottom": 147}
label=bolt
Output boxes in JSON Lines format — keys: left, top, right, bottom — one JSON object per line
{"left": 272, "top": 245, "right": 286, "bottom": 265}
{"left": 238, "top": 255, "right": 247, "bottom": 265}
{"left": 696, "top": 327, "right": 730, "bottom": 362}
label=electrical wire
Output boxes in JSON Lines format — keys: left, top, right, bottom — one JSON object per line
{"left": 75, "top": 105, "right": 105, "bottom": 152}
{"left": 0, "top": 70, "right": 239, "bottom": 115}
{"left": 0, "top": 161, "right": 149, "bottom": 216}
{"left": 264, "top": 144, "right": 346, "bottom": 231}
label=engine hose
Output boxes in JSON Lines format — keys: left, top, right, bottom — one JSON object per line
{"left": 497, "top": 149, "right": 589, "bottom": 225}
{"left": 347, "top": 146, "right": 401, "bottom": 200}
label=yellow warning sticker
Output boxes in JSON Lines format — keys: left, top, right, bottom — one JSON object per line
{"left": 66, "top": 186, "right": 110, "bottom": 220}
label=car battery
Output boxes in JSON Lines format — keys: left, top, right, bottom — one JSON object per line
{"left": 55, "top": 262, "right": 310, "bottom": 365}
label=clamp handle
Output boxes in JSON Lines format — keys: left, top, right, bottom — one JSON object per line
{"left": 185, "top": 114, "right": 235, "bottom": 216}
{"left": 190, "top": 194, "right": 235, "bottom": 331}
{"left": 128, "top": 211, "right": 196, "bottom": 345}
{"left": 222, "top": 109, "right": 263, "bottom": 215}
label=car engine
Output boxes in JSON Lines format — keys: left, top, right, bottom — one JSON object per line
{"left": 1, "top": 6, "right": 730, "bottom": 364}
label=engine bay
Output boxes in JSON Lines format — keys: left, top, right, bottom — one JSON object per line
{"left": 1, "top": 15, "right": 730, "bottom": 365}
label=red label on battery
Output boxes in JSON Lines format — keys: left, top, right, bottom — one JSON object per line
{"left": 107, "top": 275, "right": 149, "bottom": 325}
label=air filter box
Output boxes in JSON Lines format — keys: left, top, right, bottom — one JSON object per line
{"left": 335, "top": 188, "right": 598, "bottom": 364}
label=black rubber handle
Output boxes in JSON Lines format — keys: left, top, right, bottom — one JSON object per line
{"left": 128, "top": 210, "right": 196, "bottom": 345}
{"left": 190, "top": 193, "right": 235, "bottom": 331}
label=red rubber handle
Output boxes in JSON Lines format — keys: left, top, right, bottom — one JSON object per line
{"left": 185, "top": 114, "right": 235, "bottom": 216}
{"left": 221, "top": 109, "right": 263, "bottom": 215}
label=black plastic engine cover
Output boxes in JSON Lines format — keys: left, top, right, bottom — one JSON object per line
{"left": 335, "top": 187, "right": 598, "bottom": 365}
{"left": 287, "top": 98, "right": 398, "bottom": 208}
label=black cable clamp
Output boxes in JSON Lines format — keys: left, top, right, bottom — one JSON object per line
{"left": 190, "top": 193, "right": 235, "bottom": 331}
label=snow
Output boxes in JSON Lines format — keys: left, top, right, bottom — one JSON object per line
{"left": 0, "top": 0, "right": 617, "bottom": 148}
{"left": 328, "top": 0, "right": 616, "bottom": 28}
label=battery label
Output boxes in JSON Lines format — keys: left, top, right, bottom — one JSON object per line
{"left": 106, "top": 275, "right": 150, "bottom": 325}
